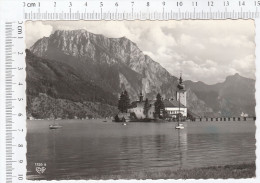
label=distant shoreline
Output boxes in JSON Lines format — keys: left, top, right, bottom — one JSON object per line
{"left": 27, "top": 118, "right": 255, "bottom": 123}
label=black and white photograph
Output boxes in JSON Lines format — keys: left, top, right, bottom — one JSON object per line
{"left": 25, "top": 20, "right": 256, "bottom": 180}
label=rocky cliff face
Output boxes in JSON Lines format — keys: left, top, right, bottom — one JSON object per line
{"left": 28, "top": 29, "right": 220, "bottom": 117}
{"left": 30, "top": 30, "right": 178, "bottom": 99}
{"left": 185, "top": 73, "right": 256, "bottom": 117}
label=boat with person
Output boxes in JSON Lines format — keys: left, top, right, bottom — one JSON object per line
{"left": 49, "top": 124, "right": 63, "bottom": 129}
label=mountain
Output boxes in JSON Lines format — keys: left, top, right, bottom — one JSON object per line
{"left": 28, "top": 29, "right": 256, "bottom": 119}
{"left": 185, "top": 73, "right": 256, "bottom": 117}
{"left": 30, "top": 30, "right": 179, "bottom": 100}
{"left": 28, "top": 29, "right": 215, "bottom": 118}
{"left": 26, "top": 49, "right": 119, "bottom": 119}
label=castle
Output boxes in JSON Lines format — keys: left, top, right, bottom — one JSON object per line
{"left": 128, "top": 75, "right": 187, "bottom": 120}
{"left": 128, "top": 93, "right": 155, "bottom": 119}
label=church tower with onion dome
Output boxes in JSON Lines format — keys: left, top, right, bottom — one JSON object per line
{"left": 176, "top": 74, "right": 187, "bottom": 107}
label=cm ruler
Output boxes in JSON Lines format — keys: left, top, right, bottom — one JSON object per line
{"left": 0, "top": 0, "right": 260, "bottom": 183}
{"left": 20, "top": 0, "right": 260, "bottom": 20}
{"left": 3, "top": 21, "right": 26, "bottom": 183}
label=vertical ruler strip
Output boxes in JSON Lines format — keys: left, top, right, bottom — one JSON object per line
{"left": 5, "top": 21, "right": 13, "bottom": 183}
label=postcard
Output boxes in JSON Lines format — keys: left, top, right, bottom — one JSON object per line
{"left": 25, "top": 20, "right": 256, "bottom": 180}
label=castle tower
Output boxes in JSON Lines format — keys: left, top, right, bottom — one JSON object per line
{"left": 176, "top": 74, "right": 187, "bottom": 106}
{"left": 139, "top": 92, "right": 143, "bottom": 102}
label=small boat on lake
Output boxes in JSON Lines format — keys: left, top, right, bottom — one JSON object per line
{"left": 49, "top": 98, "right": 62, "bottom": 130}
{"left": 49, "top": 124, "right": 62, "bottom": 129}
{"left": 175, "top": 123, "right": 184, "bottom": 129}
{"left": 122, "top": 123, "right": 127, "bottom": 126}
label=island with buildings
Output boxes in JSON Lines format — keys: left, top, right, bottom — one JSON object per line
{"left": 115, "top": 75, "right": 255, "bottom": 123}
{"left": 115, "top": 75, "right": 190, "bottom": 122}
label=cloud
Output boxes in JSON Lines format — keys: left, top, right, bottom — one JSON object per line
{"left": 179, "top": 34, "right": 192, "bottom": 46}
{"left": 168, "top": 59, "right": 225, "bottom": 84}
{"left": 231, "top": 55, "right": 256, "bottom": 79}
{"left": 209, "top": 36, "right": 254, "bottom": 49}
{"left": 25, "top": 21, "right": 53, "bottom": 48}
{"left": 26, "top": 20, "right": 255, "bottom": 84}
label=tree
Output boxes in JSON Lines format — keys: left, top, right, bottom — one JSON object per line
{"left": 143, "top": 98, "right": 150, "bottom": 118}
{"left": 130, "top": 112, "right": 137, "bottom": 120}
{"left": 154, "top": 93, "right": 165, "bottom": 119}
{"left": 118, "top": 92, "right": 125, "bottom": 112}
{"left": 123, "top": 90, "right": 130, "bottom": 113}
{"left": 118, "top": 90, "right": 131, "bottom": 113}
{"left": 114, "top": 114, "right": 120, "bottom": 122}
{"left": 78, "top": 111, "right": 86, "bottom": 119}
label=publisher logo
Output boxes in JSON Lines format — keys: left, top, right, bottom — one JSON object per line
{"left": 35, "top": 163, "right": 47, "bottom": 174}
{"left": 36, "top": 166, "right": 46, "bottom": 174}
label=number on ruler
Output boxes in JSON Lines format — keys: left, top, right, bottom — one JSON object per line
{"left": 115, "top": 2, "right": 118, "bottom": 7}
{"left": 255, "top": 1, "right": 260, "bottom": 6}
{"left": 224, "top": 1, "right": 229, "bottom": 6}
{"left": 18, "top": 174, "right": 23, "bottom": 180}
{"left": 192, "top": 1, "right": 198, "bottom": 6}
{"left": 146, "top": 2, "right": 150, "bottom": 7}
{"left": 18, "top": 144, "right": 23, "bottom": 147}
{"left": 177, "top": 2, "right": 183, "bottom": 6}
{"left": 131, "top": 1, "right": 134, "bottom": 6}
{"left": 100, "top": 2, "right": 103, "bottom": 7}
{"left": 239, "top": 1, "right": 245, "bottom": 6}
{"left": 162, "top": 1, "right": 165, "bottom": 6}
{"left": 69, "top": 2, "right": 72, "bottom": 7}
{"left": 17, "top": 26, "right": 22, "bottom": 34}
{"left": 23, "top": 2, "right": 40, "bottom": 7}
{"left": 208, "top": 1, "right": 214, "bottom": 6}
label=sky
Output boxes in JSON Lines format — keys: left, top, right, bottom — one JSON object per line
{"left": 26, "top": 20, "right": 255, "bottom": 84}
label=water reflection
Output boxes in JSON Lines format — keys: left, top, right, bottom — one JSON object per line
{"left": 27, "top": 120, "right": 255, "bottom": 180}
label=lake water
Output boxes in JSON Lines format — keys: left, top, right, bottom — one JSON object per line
{"left": 26, "top": 119, "right": 256, "bottom": 180}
